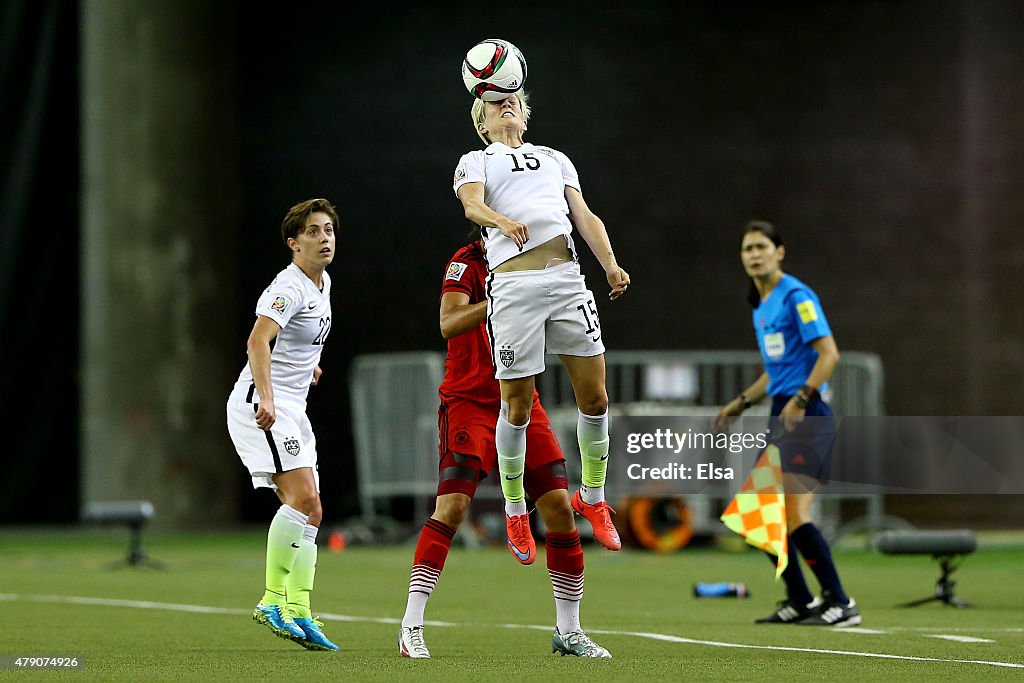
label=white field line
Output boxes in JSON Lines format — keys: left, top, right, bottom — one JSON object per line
{"left": 0, "top": 593, "right": 1021, "bottom": 669}
{"left": 891, "top": 626, "right": 1023, "bottom": 633}
{"left": 925, "top": 635, "right": 997, "bottom": 644}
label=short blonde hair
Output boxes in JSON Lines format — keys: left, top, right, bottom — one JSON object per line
{"left": 470, "top": 91, "right": 531, "bottom": 145}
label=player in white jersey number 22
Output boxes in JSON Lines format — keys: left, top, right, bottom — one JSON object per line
{"left": 226, "top": 198, "right": 340, "bottom": 652}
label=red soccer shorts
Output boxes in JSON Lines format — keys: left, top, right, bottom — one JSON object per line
{"left": 437, "top": 394, "right": 566, "bottom": 499}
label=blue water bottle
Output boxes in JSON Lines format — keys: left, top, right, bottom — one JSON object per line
{"left": 693, "top": 582, "right": 749, "bottom": 598}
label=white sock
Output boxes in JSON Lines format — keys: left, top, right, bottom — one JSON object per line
{"left": 279, "top": 504, "right": 309, "bottom": 526}
{"left": 403, "top": 593, "right": 430, "bottom": 629}
{"left": 580, "top": 485, "right": 605, "bottom": 505}
{"left": 555, "top": 598, "right": 582, "bottom": 634}
{"left": 505, "top": 500, "right": 528, "bottom": 517}
{"left": 403, "top": 560, "right": 440, "bottom": 628}
{"left": 551, "top": 568, "right": 584, "bottom": 634}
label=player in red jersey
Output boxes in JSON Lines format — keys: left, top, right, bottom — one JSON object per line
{"left": 397, "top": 239, "right": 611, "bottom": 659}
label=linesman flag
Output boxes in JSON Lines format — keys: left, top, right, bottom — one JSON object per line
{"left": 720, "top": 444, "right": 788, "bottom": 578}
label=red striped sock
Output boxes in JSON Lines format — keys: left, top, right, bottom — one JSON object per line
{"left": 402, "top": 518, "right": 456, "bottom": 628}
{"left": 546, "top": 530, "right": 584, "bottom": 633}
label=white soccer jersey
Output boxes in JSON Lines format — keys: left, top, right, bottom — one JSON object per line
{"left": 234, "top": 263, "right": 332, "bottom": 406}
{"left": 453, "top": 142, "right": 581, "bottom": 269}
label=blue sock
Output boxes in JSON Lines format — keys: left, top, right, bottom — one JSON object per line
{"left": 790, "top": 523, "right": 849, "bottom": 604}
{"left": 766, "top": 548, "right": 813, "bottom": 605}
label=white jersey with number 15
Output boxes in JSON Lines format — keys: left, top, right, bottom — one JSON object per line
{"left": 453, "top": 141, "right": 581, "bottom": 270}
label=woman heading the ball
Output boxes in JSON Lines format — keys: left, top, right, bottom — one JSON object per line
{"left": 712, "top": 220, "right": 860, "bottom": 627}
{"left": 453, "top": 91, "right": 630, "bottom": 565}
{"left": 397, "top": 236, "right": 611, "bottom": 659}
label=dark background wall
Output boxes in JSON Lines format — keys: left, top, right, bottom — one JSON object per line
{"left": 3, "top": 0, "right": 1022, "bottom": 524}
{"left": 231, "top": 0, "right": 1024, "bottom": 522}
{"left": 235, "top": 0, "right": 1024, "bottom": 419}
{"left": 0, "top": 0, "right": 80, "bottom": 522}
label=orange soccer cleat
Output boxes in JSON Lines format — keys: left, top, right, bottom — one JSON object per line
{"left": 571, "top": 490, "right": 621, "bottom": 551}
{"left": 505, "top": 512, "right": 536, "bottom": 565}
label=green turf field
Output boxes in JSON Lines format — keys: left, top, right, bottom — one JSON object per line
{"left": 1, "top": 529, "right": 1022, "bottom": 680}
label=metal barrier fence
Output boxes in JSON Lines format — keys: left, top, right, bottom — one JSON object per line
{"left": 349, "top": 350, "right": 888, "bottom": 538}
{"left": 349, "top": 352, "right": 445, "bottom": 521}
{"left": 537, "top": 351, "right": 888, "bottom": 538}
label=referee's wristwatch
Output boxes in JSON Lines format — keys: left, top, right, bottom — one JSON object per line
{"left": 794, "top": 384, "right": 819, "bottom": 409}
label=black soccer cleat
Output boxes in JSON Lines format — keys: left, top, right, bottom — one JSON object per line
{"left": 755, "top": 597, "right": 822, "bottom": 624}
{"left": 797, "top": 596, "right": 861, "bottom": 627}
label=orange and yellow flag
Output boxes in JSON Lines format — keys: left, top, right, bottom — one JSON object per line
{"left": 720, "top": 444, "right": 788, "bottom": 578}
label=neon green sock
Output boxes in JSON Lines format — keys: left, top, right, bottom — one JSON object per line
{"left": 496, "top": 413, "right": 528, "bottom": 503}
{"left": 286, "top": 526, "right": 318, "bottom": 619}
{"left": 261, "top": 505, "right": 306, "bottom": 607}
{"left": 578, "top": 410, "right": 609, "bottom": 489}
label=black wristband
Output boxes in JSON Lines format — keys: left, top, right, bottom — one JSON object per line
{"left": 738, "top": 394, "right": 753, "bottom": 410}
{"left": 799, "top": 384, "right": 819, "bottom": 400}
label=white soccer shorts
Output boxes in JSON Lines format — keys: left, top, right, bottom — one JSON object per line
{"left": 486, "top": 260, "right": 606, "bottom": 380}
{"left": 226, "top": 385, "right": 320, "bottom": 491}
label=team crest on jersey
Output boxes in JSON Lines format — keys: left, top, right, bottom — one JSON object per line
{"left": 454, "top": 166, "right": 466, "bottom": 183}
{"left": 283, "top": 437, "right": 300, "bottom": 457}
{"left": 446, "top": 262, "right": 469, "bottom": 281}
{"left": 499, "top": 345, "right": 515, "bottom": 368}
{"left": 270, "top": 296, "right": 288, "bottom": 313}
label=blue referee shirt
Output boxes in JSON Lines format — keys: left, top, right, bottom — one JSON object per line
{"left": 752, "top": 274, "right": 832, "bottom": 397}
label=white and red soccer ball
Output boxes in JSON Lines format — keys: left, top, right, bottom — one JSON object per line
{"left": 461, "top": 38, "right": 528, "bottom": 101}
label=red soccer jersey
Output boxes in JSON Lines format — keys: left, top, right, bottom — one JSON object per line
{"left": 437, "top": 241, "right": 501, "bottom": 405}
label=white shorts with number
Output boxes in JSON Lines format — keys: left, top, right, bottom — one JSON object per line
{"left": 486, "top": 260, "right": 606, "bottom": 380}
{"left": 226, "top": 384, "right": 321, "bottom": 491}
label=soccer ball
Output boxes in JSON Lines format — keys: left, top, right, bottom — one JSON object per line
{"left": 461, "top": 38, "right": 527, "bottom": 101}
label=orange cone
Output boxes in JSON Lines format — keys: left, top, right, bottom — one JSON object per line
{"left": 327, "top": 530, "right": 346, "bottom": 553}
